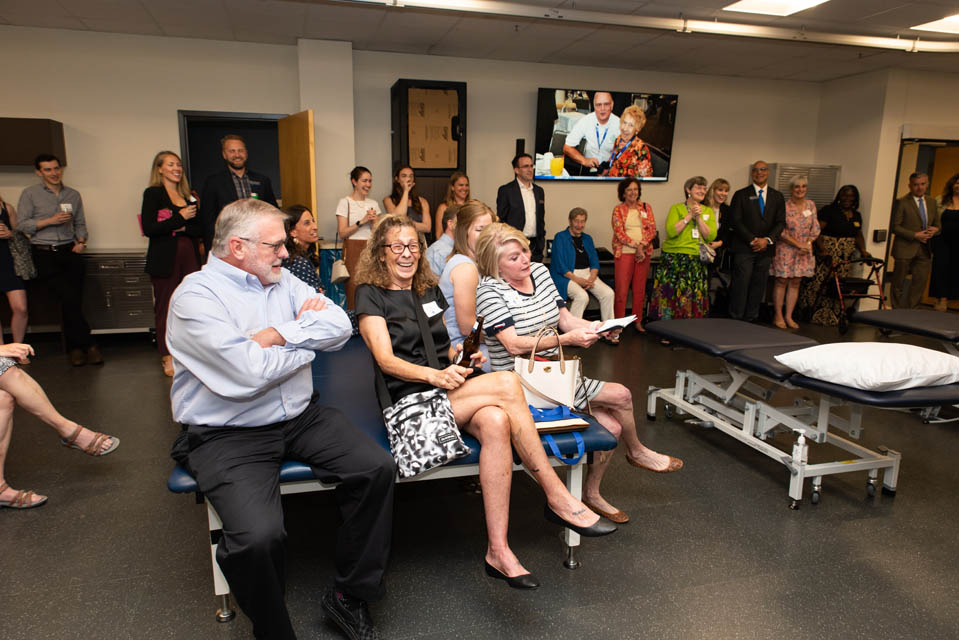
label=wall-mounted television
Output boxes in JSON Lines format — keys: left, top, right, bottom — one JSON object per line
{"left": 533, "top": 88, "right": 678, "bottom": 182}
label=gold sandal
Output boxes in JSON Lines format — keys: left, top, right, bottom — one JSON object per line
{"left": 60, "top": 425, "right": 120, "bottom": 457}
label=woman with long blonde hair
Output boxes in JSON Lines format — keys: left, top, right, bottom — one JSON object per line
{"left": 141, "top": 150, "right": 203, "bottom": 376}
{"left": 433, "top": 172, "right": 471, "bottom": 238}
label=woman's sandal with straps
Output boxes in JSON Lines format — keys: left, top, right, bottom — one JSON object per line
{"left": 0, "top": 481, "right": 47, "bottom": 509}
{"left": 60, "top": 425, "right": 120, "bottom": 457}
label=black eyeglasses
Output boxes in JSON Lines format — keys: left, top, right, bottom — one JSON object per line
{"left": 239, "top": 237, "right": 285, "bottom": 254}
{"left": 382, "top": 242, "right": 421, "bottom": 254}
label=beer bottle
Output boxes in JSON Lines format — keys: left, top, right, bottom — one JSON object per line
{"left": 457, "top": 316, "right": 484, "bottom": 367}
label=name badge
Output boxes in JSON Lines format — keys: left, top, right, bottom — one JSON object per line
{"left": 691, "top": 229, "right": 700, "bottom": 239}
{"left": 702, "top": 214, "right": 709, "bottom": 220}
{"left": 642, "top": 210, "right": 648, "bottom": 218}
{"left": 422, "top": 301, "right": 443, "bottom": 317}
{"left": 803, "top": 210, "right": 812, "bottom": 217}
{"left": 853, "top": 221, "right": 861, "bottom": 227}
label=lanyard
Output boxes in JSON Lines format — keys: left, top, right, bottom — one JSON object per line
{"left": 594, "top": 124, "right": 609, "bottom": 153}
{"left": 608, "top": 135, "right": 635, "bottom": 168}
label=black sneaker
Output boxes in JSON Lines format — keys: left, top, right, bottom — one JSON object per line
{"left": 322, "top": 589, "right": 380, "bottom": 640}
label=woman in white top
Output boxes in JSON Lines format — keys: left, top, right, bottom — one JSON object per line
{"left": 336, "top": 166, "right": 382, "bottom": 308}
{"left": 439, "top": 200, "right": 495, "bottom": 372}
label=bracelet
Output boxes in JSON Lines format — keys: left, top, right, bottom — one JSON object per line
{"left": 356, "top": 220, "right": 361, "bottom": 227}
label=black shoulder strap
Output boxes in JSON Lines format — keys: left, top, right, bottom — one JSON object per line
{"left": 411, "top": 290, "right": 442, "bottom": 369}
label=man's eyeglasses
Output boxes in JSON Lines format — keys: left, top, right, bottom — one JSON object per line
{"left": 382, "top": 242, "right": 421, "bottom": 254}
{"left": 239, "top": 237, "right": 285, "bottom": 254}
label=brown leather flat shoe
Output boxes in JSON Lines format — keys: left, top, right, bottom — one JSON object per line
{"left": 626, "top": 454, "right": 684, "bottom": 473}
{"left": 583, "top": 498, "right": 629, "bottom": 524}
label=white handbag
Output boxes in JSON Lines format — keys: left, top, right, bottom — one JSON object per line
{"left": 513, "top": 326, "right": 580, "bottom": 409}
{"left": 330, "top": 229, "right": 350, "bottom": 284}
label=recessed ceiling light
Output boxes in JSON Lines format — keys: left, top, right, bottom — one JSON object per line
{"left": 722, "top": 0, "right": 831, "bottom": 17}
{"left": 912, "top": 14, "right": 959, "bottom": 35}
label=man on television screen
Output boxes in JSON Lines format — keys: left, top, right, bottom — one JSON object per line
{"left": 562, "top": 91, "right": 620, "bottom": 177}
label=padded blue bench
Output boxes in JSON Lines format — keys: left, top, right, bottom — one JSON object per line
{"left": 168, "top": 337, "right": 617, "bottom": 621}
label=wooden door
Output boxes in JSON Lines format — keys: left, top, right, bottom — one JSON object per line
{"left": 278, "top": 110, "right": 316, "bottom": 215}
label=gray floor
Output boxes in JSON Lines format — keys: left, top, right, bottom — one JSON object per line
{"left": 1, "top": 319, "right": 958, "bottom": 640}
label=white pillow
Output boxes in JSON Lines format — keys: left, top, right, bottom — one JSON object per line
{"left": 774, "top": 342, "right": 959, "bottom": 391}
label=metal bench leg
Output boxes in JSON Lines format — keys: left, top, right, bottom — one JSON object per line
{"left": 207, "top": 499, "right": 236, "bottom": 622}
{"left": 216, "top": 595, "right": 236, "bottom": 623}
{"left": 563, "top": 462, "right": 583, "bottom": 569}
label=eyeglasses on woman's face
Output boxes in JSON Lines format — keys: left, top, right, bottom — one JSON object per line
{"left": 382, "top": 242, "right": 421, "bottom": 255}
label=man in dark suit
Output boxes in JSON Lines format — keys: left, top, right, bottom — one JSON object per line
{"left": 199, "top": 134, "right": 278, "bottom": 250}
{"left": 496, "top": 153, "right": 546, "bottom": 261}
{"left": 890, "top": 172, "right": 940, "bottom": 308}
{"left": 727, "top": 160, "right": 786, "bottom": 322}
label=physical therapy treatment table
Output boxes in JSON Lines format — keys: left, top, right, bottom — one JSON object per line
{"left": 645, "top": 319, "right": 959, "bottom": 509}
{"left": 854, "top": 309, "right": 959, "bottom": 423}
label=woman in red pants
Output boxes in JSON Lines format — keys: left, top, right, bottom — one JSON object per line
{"left": 611, "top": 178, "right": 657, "bottom": 331}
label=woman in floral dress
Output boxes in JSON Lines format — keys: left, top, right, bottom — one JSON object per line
{"left": 770, "top": 175, "right": 820, "bottom": 328}
{"left": 649, "top": 176, "right": 717, "bottom": 321}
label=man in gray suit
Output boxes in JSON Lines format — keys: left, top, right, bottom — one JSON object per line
{"left": 891, "top": 172, "right": 940, "bottom": 308}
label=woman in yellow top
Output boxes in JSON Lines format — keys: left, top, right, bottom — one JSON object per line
{"left": 649, "top": 176, "right": 717, "bottom": 320}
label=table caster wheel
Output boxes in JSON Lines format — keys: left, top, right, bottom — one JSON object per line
{"left": 810, "top": 491, "right": 820, "bottom": 505}
{"left": 866, "top": 482, "right": 876, "bottom": 497}
{"left": 664, "top": 404, "right": 674, "bottom": 419}
{"left": 789, "top": 499, "right": 801, "bottom": 510}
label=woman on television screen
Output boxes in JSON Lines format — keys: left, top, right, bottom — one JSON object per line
{"left": 607, "top": 105, "right": 653, "bottom": 178}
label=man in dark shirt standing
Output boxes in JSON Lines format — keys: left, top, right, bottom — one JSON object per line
{"left": 199, "top": 135, "right": 278, "bottom": 251}
{"left": 17, "top": 154, "right": 101, "bottom": 366}
{"left": 496, "top": 153, "right": 546, "bottom": 261}
{"left": 727, "top": 160, "right": 786, "bottom": 322}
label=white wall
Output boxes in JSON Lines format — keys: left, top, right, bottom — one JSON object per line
{"left": 0, "top": 26, "right": 300, "bottom": 250}
{"left": 352, "top": 51, "right": 822, "bottom": 249}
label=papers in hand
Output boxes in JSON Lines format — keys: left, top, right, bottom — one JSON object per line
{"left": 595, "top": 315, "right": 637, "bottom": 334}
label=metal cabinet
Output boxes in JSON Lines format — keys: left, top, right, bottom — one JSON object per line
{"left": 82, "top": 251, "right": 154, "bottom": 333}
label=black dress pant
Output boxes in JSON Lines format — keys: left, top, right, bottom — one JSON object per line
{"left": 729, "top": 250, "right": 772, "bottom": 322}
{"left": 185, "top": 400, "right": 396, "bottom": 640}
{"left": 32, "top": 245, "right": 92, "bottom": 349}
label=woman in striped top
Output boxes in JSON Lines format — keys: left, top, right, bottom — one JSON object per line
{"left": 475, "top": 223, "right": 683, "bottom": 524}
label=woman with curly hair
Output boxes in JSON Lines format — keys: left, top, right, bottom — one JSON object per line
{"left": 354, "top": 214, "right": 615, "bottom": 590}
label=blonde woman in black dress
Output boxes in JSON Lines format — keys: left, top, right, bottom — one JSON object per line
{"left": 0, "top": 194, "right": 28, "bottom": 350}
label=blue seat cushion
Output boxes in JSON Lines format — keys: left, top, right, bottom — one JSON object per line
{"left": 169, "top": 337, "right": 618, "bottom": 493}
{"left": 646, "top": 319, "right": 817, "bottom": 357}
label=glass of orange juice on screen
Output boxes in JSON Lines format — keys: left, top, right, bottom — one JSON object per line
{"left": 550, "top": 156, "right": 564, "bottom": 176}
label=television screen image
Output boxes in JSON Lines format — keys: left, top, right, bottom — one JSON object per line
{"left": 533, "top": 88, "right": 678, "bottom": 182}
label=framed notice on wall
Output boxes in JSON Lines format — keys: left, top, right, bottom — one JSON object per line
{"left": 390, "top": 79, "right": 466, "bottom": 176}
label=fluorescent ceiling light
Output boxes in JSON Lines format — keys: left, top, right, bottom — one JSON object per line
{"left": 912, "top": 14, "right": 959, "bottom": 35}
{"left": 722, "top": 0, "right": 831, "bottom": 17}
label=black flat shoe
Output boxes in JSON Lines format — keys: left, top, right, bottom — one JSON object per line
{"left": 484, "top": 561, "right": 540, "bottom": 589}
{"left": 544, "top": 504, "right": 617, "bottom": 537}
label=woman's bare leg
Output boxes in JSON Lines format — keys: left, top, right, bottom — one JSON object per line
{"left": 0, "top": 365, "right": 113, "bottom": 453}
{"left": 462, "top": 405, "right": 528, "bottom": 578}
{"left": 772, "top": 278, "right": 787, "bottom": 326}
{"left": 0, "top": 390, "right": 45, "bottom": 505}
{"left": 449, "top": 371, "right": 599, "bottom": 529}
{"left": 6, "top": 290, "right": 27, "bottom": 344}
{"left": 593, "top": 382, "right": 674, "bottom": 470}
{"left": 785, "top": 278, "right": 801, "bottom": 326}
{"left": 582, "top": 408, "right": 622, "bottom": 514}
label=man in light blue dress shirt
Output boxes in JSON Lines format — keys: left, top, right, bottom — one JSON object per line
{"left": 167, "top": 199, "right": 395, "bottom": 640}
